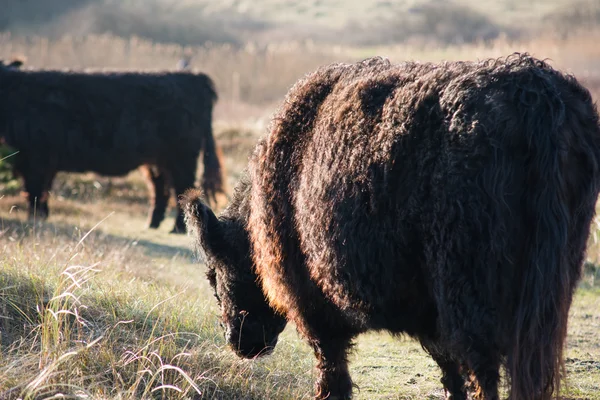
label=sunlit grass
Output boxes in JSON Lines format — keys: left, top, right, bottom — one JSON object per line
{"left": 0, "top": 212, "right": 316, "bottom": 399}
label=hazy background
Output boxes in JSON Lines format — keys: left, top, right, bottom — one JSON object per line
{"left": 2, "top": 0, "right": 599, "bottom": 47}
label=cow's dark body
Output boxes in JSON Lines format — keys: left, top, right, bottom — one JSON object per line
{"left": 184, "top": 54, "right": 600, "bottom": 399}
{"left": 0, "top": 65, "right": 223, "bottom": 232}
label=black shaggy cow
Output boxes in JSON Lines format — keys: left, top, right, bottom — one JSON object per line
{"left": 0, "top": 63, "right": 223, "bottom": 233}
{"left": 182, "top": 54, "right": 600, "bottom": 399}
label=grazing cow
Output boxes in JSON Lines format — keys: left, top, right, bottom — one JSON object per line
{"left": 182, "top": 54, "right": 600, "bottom": 399}
{"left": 0, "top": 64, "right": 223, "bottom": 233}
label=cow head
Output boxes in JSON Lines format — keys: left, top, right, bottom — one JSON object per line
{"left": 181, "top": 186, "right": 287, "bottom": 359}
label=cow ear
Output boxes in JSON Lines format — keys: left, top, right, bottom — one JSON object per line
{"left": 181, "top": 189, "right": 227, "bottom": 260}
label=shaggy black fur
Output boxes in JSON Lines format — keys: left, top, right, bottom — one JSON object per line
{"left": 0, "top": 64, "right": 224, "bottom": 233}
{"left": 183, "top": 54, "right": 600, "bottom": 399}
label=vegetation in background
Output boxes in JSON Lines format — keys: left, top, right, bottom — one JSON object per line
{"left": 3, "top": 0, "right": 600, "bottom": 47}
{"left": 0, "top": 145, "right": 18, "bottom": 191}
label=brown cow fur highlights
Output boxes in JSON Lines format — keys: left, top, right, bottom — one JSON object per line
{"left": 0, "top": 63, "right": 224, "bottom": 233}
{"left": 183, "top": 54, "right": 600, "bottom": 399}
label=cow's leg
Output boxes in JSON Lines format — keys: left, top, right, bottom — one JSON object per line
{"left": 24, "top": 174, "right": 45, "bottom": 220}
{"left": 464, "top": 344, "right": 500, "bottom": 400}
{"left": 422, "top": 342, "right": 467, "bottom": 400}
{"left": 435, "top": 249, "right": 501, "bottom": 400}
{"left": 18, "top": 159, "right": 53, "bottom": 220}
{"left": 309, "top": 334, "right": 355, "bottom": 400}
{"left": 141, "top": 165, "right": 170, "bottom": 229}
{"left": 38, "top": 171, "right": 56, "bottom": 219}
{"left": 169, "top": 155, "right": 198, "bottom": 234}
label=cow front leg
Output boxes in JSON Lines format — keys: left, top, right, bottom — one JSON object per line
{"left": 422, "top": 340, "right": 468, "bottom": 399}
{"left": 309, "top": 335, "right": 355, "bottom": 400}
{"left": 141, "top": 165, "right": 170, "bottom": 229}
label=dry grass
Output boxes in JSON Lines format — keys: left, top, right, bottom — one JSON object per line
{"left": 0, "top": 197, "right": 316, "bottom": 399}
{"left": 0, "top": 179, "right": 598, "bottom": 399}
{"left": 2, "top": 29, "right": 600, "bottom": 124}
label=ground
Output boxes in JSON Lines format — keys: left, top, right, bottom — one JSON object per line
{"left": 0, "top": 127, "right": 598, "bottom": 399}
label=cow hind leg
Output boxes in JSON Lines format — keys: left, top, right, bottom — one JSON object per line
{"left": 463, "top": 344, "right": 500, "bottom": 400}
{"left": 423, "top": 342, "right": 468, "bottom": 400}
{"left": 141, "top": 165, "right": 171, "bottom": 229}
{"left": 168, "top": 156, "right": 197, "bottom": 234}
{"left": 39, "top": 171, "right": 56, "bottom": 219}
{"left": 22, "top": 168, "right": 55, "bottom": 220}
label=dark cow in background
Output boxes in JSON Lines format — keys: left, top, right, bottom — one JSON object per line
{"left": 183, "top": 54, "right": 600, "bottom": 400}
{"left": 0, "top": 63, "right": 224, "bottom": 233}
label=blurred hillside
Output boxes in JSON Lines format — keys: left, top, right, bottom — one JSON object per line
{"left": 3, "top": 0, "right": 600, "bottom": 47}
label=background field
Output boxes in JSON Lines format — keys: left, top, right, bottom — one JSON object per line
{"left": 1, "top": 0, "right": 600, "bottom": 399}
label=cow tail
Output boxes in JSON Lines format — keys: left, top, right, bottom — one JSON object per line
{"left": 201, "top": 126, "right": 225, "bottom": 205}
{"left": 509, "top": 70, "right": 600, "bottom": 400}
{"left": 201, "top": 77, "right": 225, "bottom": 206}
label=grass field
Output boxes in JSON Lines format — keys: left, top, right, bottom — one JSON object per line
{"left": 2, "top": 1, "right": 600, "bottom": 397}
{"left": 1, "top": 126, "right": 599, "bottom": 399}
